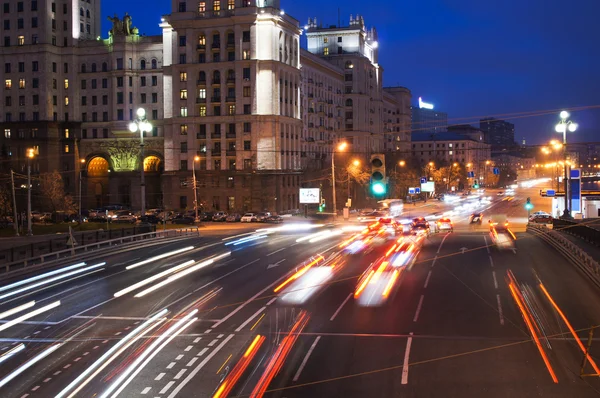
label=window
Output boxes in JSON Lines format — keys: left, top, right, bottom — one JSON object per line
{"left": 3, "top": 129, "right": 9, "bottom": 139}
{"left": 117, "top": 109, "right": 124, "bottom": 120}
{"left": 179, "top": 35, "right": 186, "bottom": 46}
{"left": 152, "top": 76, "right": 157, "bottom": 86}
{"left": 178, "top": 2, "right": 186, "bottom": 12}
{"left": 214, "top": 0, "right": 221, "bottom": 11}
{"left": 17, "top": 18, "right": 23, "bottom": 29}
{"left": 17, "top": 62, "right": 24, "bottom": 73}
{"left": 243, "top": 67, "right": 250, "bottom": 80}
{"left": 81, "top": 80, "right": 86, "bottom": 89}
{"left": 323, "top": 48, "right": 329, "bottom": 56}
{"left": 64, "top": 79, "right": 69, "bottom": 89}
{"left": 117, "top": 77, "right": 123, "bottom": 87}
{"left": 141, "top": 76, "right": 146, "bottom": 86}
{"left": 17, "top": 96, "right": 24, "bottom": 106}
{"left": 228, "top": 51, "right": 235, "bottom": 61}
{"left": 243, "top": 104, "right": 251, "bottom": 114}
{"left": 31, "top": 1, "right": 37, "bottom": 11}
{"left": 180, "top": 124, "right": 188, "bottom": 135}
{"left": 228, "top": 105, "right": 235, "bottom": 115}
{"left": 243, "top": 86, "right": 251, "bottom": 97}
{"left": 91, "top": 79, "right": 97, "bottom": 89}
{"left": 32, "top": 95, "right": 38, "bottom": 105}
{"left": 244, "top": 140, "right": 251, "bottom": 151}
{"left": 102, "top": 62, "right": 108, "bottom": 72}
{"left": 116, "top": 92, "right": 123, "bottom": 104}
{"left": 242, "top": 31, "right": 250, "bottom": 42}
{"left": 198, "top": 88, "right": 206, "bottom": 98}
{"left": 103, "top": 112, "right": 108, "bottom": 121}
{"left": 213, "top": 52, "right": 220, "bottom": 62}
{"left": 64, "top": 128, "right": 69, "bottom": 138}
{"left": 214, "top": 106, "right": 221, "bottom": 116}
{"left": 324, "top": 37, "right": 328, "bottom": 44}
{"left": 141, "top": 93, "right": 146, "bottom": 103}
{"left": 64, "top": 144, "right": 70, "bottom": 153}
{"left": 180, "top": 142, "right": 188, "bottom": 153}
{"left": 19, "top": 78, "right": 25, "bottom": 89}
{"left": 4, "top": 63, "right": 9, "bottom": 73}
{"left": 179, "top": 54, "right": 186, "bottom": 64}
{"left": 91, "top": 96, "right": 97, "bottom": 105}
{"left": 32, "top": 17, "right": 37, "bottom": 28}
{"left": 116, "top": 58, "right": 123, "bottom": 70}
{"left": 102, "top": 78, "right": 108, "bottom": 88}
{"left": 199, "top": 105, "right": 206, "bottom": 116}
{"left": 198, "top": 53, "right": 206, "bottom": 63}
{"left": 3, "top": 20, "right": 9, "bottom": 30}
{"left": 198, "top": 2, "right": 206, "bottom": 12}
{"left": 32, "top": 78, "right": 38, "bottom": 88}
{"left": 243, "top": 122, "right": 251, "bottom": 132}
{"left": 228, "top": 0, "right": 235, "bottom": 10}
{"left": 244, "top": 159, "right": 252, "bottom": 170}
{"left": 152, "top": 93, "right": 158, "bottom": 103}
{"left": 152, "top": 109, "right": 158, "bottom": 119}
{"left": 338, "top": 36, "right": 343, "bottom": 42}
{"left": 17, "top": 36, "right": 24, "bottom": 45}
{"left": 180, "top": 106, "right": 188, "bottom": 117}
{"left": 81, "top": 96, "right": 86, "bottom": 106}
{"left": 180, "top": 72, "right": 187, "bottom": 82}
{"left": 242, "top": 50, "right": 250, "bottom": 60}
{"left": 180, "top": 89, "right": 187, "bottom": 100}
{"left": 151, "top": 59, "right": 157, "bottom": 69}
{"left": 180, "top": 159, "right": 188, "bottom": 170}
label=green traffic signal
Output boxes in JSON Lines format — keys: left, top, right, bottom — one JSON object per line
{"left": 371, "top": 182, "right": 386, "bottom": 196}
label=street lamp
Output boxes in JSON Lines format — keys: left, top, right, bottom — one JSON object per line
{"left": 128, "top": 108, "right": 153, "bottom": 218}
{"left": 193, "top": 155, "right": 200, "bottom": 221}
{"left": 79, "top": 158, "right": 85, "bottom": 223}
{"left": 26, "top": 148, "right": 35, "bottom": 236}
{"left": 447, "top": 163, "right": 458, "bottom": 191}
{"left": 331, "top": 142, "right": 348, "bottom": 218}
{"left": 554, "top": 110, "right": 578, "bottom": 217}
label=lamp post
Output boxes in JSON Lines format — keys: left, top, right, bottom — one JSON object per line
{"left": 331, "top": 142, "right": 348, "bottom": 218}
{"left": 555, "top": 111, "right": 578, "bottom": 217}
{"left": 79, "top": 158, "right": 85, "bottom": 223}
{"left": 128, "top": 108, "right": 153, "bottom": 219}
{"left": 193, "top": 155, "right": 200, "bottom": 221}
{"left": 348, "top": 159, "right": 361, "bottom": 205}
{"left": 26, "top": 148, "right": 35, "bottom": 236}
{"left": 447, "top": 162, "right": 458, "bottom": 191}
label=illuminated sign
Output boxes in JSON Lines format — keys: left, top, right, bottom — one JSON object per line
{"left": 418, "top": 97, "right": 434, "bottom": 110}
{"left": 299, "top": 188, "right": 320, "bottom": 204}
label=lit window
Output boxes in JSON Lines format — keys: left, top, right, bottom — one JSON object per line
{"left": 18, "top": 36, "right": 24, "bottom": 46}
{"left": 19, "top": 78, "right": 25, "bottom": 89}
{"left": 180, "top": 124, "right": 188, "bottom": 135}
{"left": 64, "top": 144, "right": 70, "bottom": 153}
{"left": 199, "top": 105, "right": 206, "bottom": 116}
{"left": 198, "top": 2, "right": 206, "bottom": 12}
{"left": 64, "top": 79, "right": 69, "bottom": 89}
{"left": 323, "top": 48, "right": 329, "bottom": 56}
{"left": 228, "top": 104, "right": 235, "bottom": 115}
{"left": 324, "top": 37, "right": 328, "bottom": 43}
{"left": 449, "top": 151, "right": 453, "bottom": 155}
{"left": 4, "top": 129, "right": 10, "bottom": 138}
{"left": 228, "top": 0, "right": 235, "bottom": 10}
{"left": 448, "top": 143, "right": 452, "bottom": 148}
{"left": 214, "top": 0, "right": 221, "bottom": 11}
{"left": 198, "top": 88, "right": 206, "bottom": 99}
{"left": 198, "top": 35, "right": 206, "bottom": 46}
{"left": 65, "top": 129, "right": 70, "bottom": 138}
{"left": 180, "top": 107, "right": 188, "bottom": 117}
{"left": 5, "top": 79, "right": 11, "bottom": 89}
{"left": 65, "top": 96, "right": 69, "bottom": 105}
{"left": 180, "top": 72, "right": 187, "bottom": 82}
{"left": 180, "top": 89, "right": 188, "bottom": 99}
{"left": 242, "top": 50, "right": 250, "bottom": 60}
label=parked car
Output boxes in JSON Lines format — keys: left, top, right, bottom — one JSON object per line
{"left": 200, "top": 212, "right": 214, "bottom": 221}
{"left": 114, "top": 212, "right": 137, "bottom": 224}
{"left": 529, "top": 214, "right": 553, "bottom": 224}
{"left": 226, "top": 213, "right": 242, "bottom": 222}
{"left": 171, "top": 214, "right": 196, "bottom": 224}
{"left": 212, "top": 211, "right": 228, "bottom": 222}
{"left": 255, "top": 212, "right": 272, "bottom": 222}
{"left": 265, "top": 215, "right": 283, "bottom": 223}
{"left": 140, "top": 215, "right": 162, "bottom": 224}
{"left": 240, "top": 213, "right": 257, "bottom": 222}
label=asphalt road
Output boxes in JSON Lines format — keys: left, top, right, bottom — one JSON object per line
{"left": 2, "top": 184, "right": 600, "bottom": 398}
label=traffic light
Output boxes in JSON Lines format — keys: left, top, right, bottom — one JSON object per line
{"left": 525, "top": 197, "right": 534, "bottom": 210}
{"left": 319, "top": 198, "right": 326, "bottom": 212}
{"left": 473, "top": 180, "right": 479, "bottom": 189}
{"left": 370, "top": 154, "right": 386, "bottom": 197}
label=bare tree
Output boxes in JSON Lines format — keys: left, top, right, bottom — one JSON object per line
{"left": 39, "top": 171, "right": 76, "bottom": 213}
{"left": 0, "top": 185, "right": 11, "bottom": 217}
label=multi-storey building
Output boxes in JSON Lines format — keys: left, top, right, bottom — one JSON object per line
{"left": 411, "top": 97, "right": 447, "bottom": 135}
{"left": 479, "top": 117, "right": 515, "bottom": 150}
{"left": 383, "top": 86, "right": 411, "bottom": 155}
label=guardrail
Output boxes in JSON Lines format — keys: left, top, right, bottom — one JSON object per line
{"left": 552, "top": 218, "right": 600, "bottom": 246}
{"left": 1, "top": 228, "right": 200, "bottom": 276}
{"left": 527, "top": 223, "right": 600, "bottom": 289}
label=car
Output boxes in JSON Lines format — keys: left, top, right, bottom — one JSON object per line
{"left": 489, "top": 220, "right": 516, "bottom": 250}
{"left": 140, "top": 215, "right": 162, "bottom": 224}
{"left": 378, "top": 217, "right": 402, "bottom": 236}
{"left": 212, "top": 211, "right": 228, "bottom": 222}
{"left": 255, "top": 212, "right": 272, "bottom": 222}
{"left": 410, "top": 217, "right": 430, "bottom": 236}
{"left": 240, "top": 213, "right": 257, "bottom": 222}
{"left": 497, "top": 191, "right": 504, "bottom": 196}
{"left": 265, "top": 215, "right": 284, "bottom": 223}
{"left": 226, "top": 213, "right": 241, "bottom": 222}
{"left": 358, "top": 211, "right": 388, "bottom": 223}
{"left": 529, "top": 214, "right": 552, "bottom": 223}
{"left": 171, "top": 214, "right": 196, "bottom": 224}
{"left": 200, "top": 212, "right": 214, "bottom": 221}
{"left": 469, "top": 212, "right": 484, "bottom": 224}
{"left": 437, "top": 218, "right": 453, "bottom": 232}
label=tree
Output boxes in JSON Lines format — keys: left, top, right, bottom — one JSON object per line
{"left": 0, "top": 185, "right": 11, "bottom": 217}
{"left": 39, "top": 171, "right": 76, "bottom": 213}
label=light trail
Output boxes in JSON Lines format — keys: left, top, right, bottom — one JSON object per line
{"left": 382, "top": 270, "right": 400, "bottom": 298}
{"left": 224, "top": 234, "right": 267, "bottom": 246}
{"left": 295, "top": 230, "right": 332, "bottom": 243}
{"left": 0, "top": 343, "right": 63, "bottom": 388}
{"left": 213, "top": 335, "right": 265, "bottom": 398}
{"left": 0, "top": 262, "right": 86, "bottom": 293}
{"left": 273, "top": 256, "right": 324, "bottom": 293}
{"left": 114, "top": 260, "right": 195, "bottom": 297}
{"left": 0, "top": 301, "right": 35, "bottom": 320}
{"left": 0, "top": 263, "right": 105, "bottom": 301}
{"left": 0, "top": 343, "right": 25, "bottom": 365}
{"left": 0, "top": 301, "right": 61, "bottom": 333}
{"left": 308, "top": 230, "right": 343, "bottom": 243}
{"left": 126, "top": 247, "right": 195, "bottom": 270}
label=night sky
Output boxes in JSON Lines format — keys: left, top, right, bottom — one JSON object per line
{"left": 103, "top": 0, "right": 600, "bottom": 145}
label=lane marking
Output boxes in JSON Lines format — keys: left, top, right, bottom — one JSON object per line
{"left": 174, "top": 369, "right": 187, "bottom": 380}
{"left": 413, "top": 295, "right": 424, "bottom": 323}
{"left": 430, "top": 256, "right": 438, "bottom": 267}
{"left": 496, "top": 294, "right": 505, "bottom": 326}
{"left": 159, "top": 381, "right": 175, "bottom": 394}
{"left": 423, "top": 271, "right": 432, "bottom": 289}
{"left": 175, "top": 355, "right": 183, "bottom": 360}
{"left": 266, "top": 297, "right": 277, "bottom": 306}
{"left": 53, "top": 371, "right": 62, "bottom": 376}
{"left": 401, "top": 332, "right": 414, "bottom": 384}
{"left": 193, "top": 338, "right": 201, "bottom": 343}
{"left": 436, "top": 234, "right": 450, "bottom": 254}
{"left": 166, "top": 362, "right": 175, "bottom": 369}
{"left": 31, "top": 386, "right": 40, "bottom": 391}
{"left": 267, "top": 259, "right": 286, "bottom": 269}
{"left": 141, "top": 386, "right": 151, "bottom": 395}
{"left": 197, "top": 348, "right": 209, "bottom": 357}
{"left": 184, "top": 345, "right": 193, "bottom": 352}
{"left": 43, "top": 378, "right": 51, "bottom": 383}
{"left": 492, "top": 271, "right": 498, "bottom": 290}
{"left": 216, "top": 354, "right": 232, "bottom": 374}
{"left": 192, "top": 259, "right": 261, "bottom": 294}
{"left": 235, "top": 307, "right": 266, "bottom": 332}
{"left": 484, "top": 235, "right": 490, "bottom": 253}
{"left": 63, "top": 364, "right": 71, "bottom": 369}
{"left": 266, "top": 248, "right": 285, "bottom": 257}
{"left": 154, "top": 373, "right": 165, "bottom": 381}
{"left": 73, "top": 357, "right": 81, "bottom": 362}
{"left": 208, "top": 339, "right": 218, "bottom": 347}
{"left": 167, "top": 334, "right": 235, "bottom": 398}
{"left": 217, "top": 334, "right": 224, "bottom": 338}
{"left": 330, "top": 293, "right": 352, "bottom": 322}
{"left": 204, "top": 329, "right": 212, "bottom": 334}
{"left": 488, "top": 255, "right": 494, "bottom": 268}
{"left": 293, "top": 336, "right": 321, "bottom": 382}
{"left": 186, "top": 357, "right": 197, "bottom": 367}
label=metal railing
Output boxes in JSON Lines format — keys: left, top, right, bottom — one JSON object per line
{"left": 553, "top": 219, "right": 600, "bottom": 246}
{"left": 527, "top": 223, "right": 600, "bottom": 289}
{"left": 1, "top": 228, "right": 200, "bottom": 277}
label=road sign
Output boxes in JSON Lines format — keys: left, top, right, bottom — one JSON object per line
{"left": 570, "top": 169, "right": 581, "bottom": 212}
{"left": 408, "top": 187, "right": 416, "bottom": 195}
{"left": 493, "top": 168, "right": 499, "bottom": 175}
{"left": 415, "top": 187, "right": 421, "bottom": 194}
{"left": 546, "top": 189, "right": 555, "bottom": 197}
{"left": 420, "top": 177, "right": 427, "bottom": 184}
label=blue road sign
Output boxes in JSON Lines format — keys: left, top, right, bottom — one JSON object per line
{"left": 493, "top": 167, "right": 499, "bottom": 175}
{"left": 570, "top": 169, "right": 581, "bottom": 212}
{"left": 546, "top": 189, "right": 555, "bottom": 197}
{"left": 570, "top": 169, "right": 580, "bottom": 179}
{"left": 420, "top": 177, "right": 427, "bottom": 184}
{"left": 415, "top": 187, "right": 421, "bottom": 194}
{"left": 467, "top": 171, "right": 475, "bottom": 178}
{"left": 408, "top": 188, "right": 416, "bottom": 195}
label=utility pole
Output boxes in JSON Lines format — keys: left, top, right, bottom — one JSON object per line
{"left": 10, "top": 170, "right": 19, "bottom": 236}
{"left": 26, "top": 149, "right": 34, "bottom": 236}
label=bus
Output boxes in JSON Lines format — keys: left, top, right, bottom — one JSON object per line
{"left": 377, "top": 199, "right": 404, "bottom": 218}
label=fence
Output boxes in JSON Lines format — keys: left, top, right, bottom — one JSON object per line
{"left": 552, "top": 219, "right": 600, "bottom": 247}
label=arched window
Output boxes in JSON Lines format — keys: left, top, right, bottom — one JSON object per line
{"left": 140, "top": 60, "right": 146, "bottom": 70}
{"left": 80, "top": 8, "right": 84, "bottom": 16}
{"left": 213, "top": 70, "right": 221, "bottom": 83}
{"left": 345, "top": 99, "right": 353, "bottom": 107}
{"left": 227, "top": 69, "right": 235, "bottom": 81}
{"left": 345, "top": 61, "right": 353, "bottom": 69}
{"left": 81, "top": 64, "right": 86, "bottom": 73}
{"left": 86, "top": 10, "right": 90, "bottom": 18}
{"left": 198, "top": 34, "right": 206, "bottom": 46}
{"left": 91, "top": 63, "right": 97, "bottom": 72}
{"left": 102, "top": 62, "right": 108, "bottom": 72}
{"left": 151, "top": 59, "right": 157, "bottom": 69}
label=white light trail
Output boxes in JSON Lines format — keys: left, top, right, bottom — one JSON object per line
{"left": 0, "top": 301, "right": 35, "bottom": 320}
{"left": 308, "top": 230, "right": 343, "bottom": 243}
{"left": 101, "top": 310, "right": 198, "bottom": 398}
{"left": 0, "top": 343, "right": 25, "bottom": 365}
{"left": 224, "top": 235, "right": 267, "bottom": 246}
{"left": 0, "top": 263, "right": 105, "bottom": 302}
{"left": 114, "top": 260, "right": 195, "bottom": 297}
{"left": 134, "top": 253, "right": 231, "bottom": 298}
{"left": 0, "top": 301, "right": 61, "bottom": 333}
{"left": 0, "top": 262, "right": 86, "bottom": 293}
{"left": 295, "top": 230, "right": 332, "bottom": 243}
{"left": 126, "top": 247, "right": 195, "bottom": 270}
{"left": 55, "top": 309, "right": 168, "bottom": 398}
{"left": 0, "top": 343, "right": 62, "bottom": 388}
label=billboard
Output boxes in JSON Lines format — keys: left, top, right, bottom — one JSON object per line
{"left": 421, "top": 181, "right": 435, "bottom": 192}
{"left": 299, "top": 188, "right": 320, "bottom": 204}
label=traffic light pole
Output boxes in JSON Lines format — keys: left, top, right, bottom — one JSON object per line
{"left": 331, "top": 150, "right": 337, "bottom": 219}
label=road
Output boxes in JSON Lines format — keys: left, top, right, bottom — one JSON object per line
{"left": 2, "top": 184, "right": 600, "bottom": 398}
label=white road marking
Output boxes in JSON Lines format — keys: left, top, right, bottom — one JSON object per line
{"left": 492, "top": 271, "right": 498, "bottom": 289}
{"left": 184, "top": 345, "right": 193, "bottom": 352}
{"left": 43, "top": 378, "right": 51, "bottom": 383}
{"left": 496, "top": 294, "right": 505, "bottom": 326}
{"left": 212, "top": 272, "right": 290, "bottom": 328}
{"left": 436, "top": 234, "right": 450, "bottom": 254}
{"left": 266, "top": 248, "right": 285, "bottom": 257}
{"left": 267, "top": 259, "right": 286, "bottom": 269}
{"left": 484, "top": 235, "right": 490, "bottom": 253}
{"left": 154, "top": 373, "right": 165, "bottom": 381}
{"left": 197, "top": 348, "right": 209, "bottom": 357}
{"left": 73, "top": 357, "right": 81, "bottom": 362}
{"left": 488, "top": 255, "right": 494, "bottom": 268}
{"left": 266, "top": 297, "right": 277, "bottom": 306}
{"left": 21, "top": 394, "right": 29, "bottom": 398}
{"left": 204, "top": 329, "right": 212, "bottom": 334}
{"left": 141, "top": 386, "right": 151, "bottom": 395}
{"left": 53, "top": 371, "right": 62, "bottom": 376}
{"left": 83, "top": 352, "right": 89, "bottom": 356}
{"left": 167, "top": 334, "right": 235, "bottom": 398}
{"left": 166, "top": 362, "right": 175, "bottom": 369}
{"left": 208, "top": 339, "right": 218, "bottom": 347}
{"left": 31, "top": 386, "right": 40, "bottom": 391}
{"left": 292, "top": 336, "right": 321, "bottom": 382}
{"left": 186, "top": 357, "right": 198, "bottom": 367}
{"left": 63, "top": 364, "right": 71, "bottom": 369}
{"left": 413, "top": 295, "right": 424, "bottom": 322}
{"left": 423, "top": 270, "right": 432, "bottom": 289}
{"left": 193, "top": 338, "right": 201, "bottom": 343}
{"left": 93, "top": 346, "right": 99, "bottom": 350}
{"left": 430, "top": 256, "right": 438, "bottom": 267}
{"left": 159, "top": 381, "right": 175, "bottom": 394}
{"left": 114, "top": 331, "right": 122, "bottom": 336}
{"left": 174, "top": 369, "right": 187, "bottom": 380}
{"left": 401, "top": 332, "right": 414, "bottom": 384}
{"left": 217, "top": 334, "right": 224, "bottom": 338}
{"left": 330, "top": 293, "right": 352, "bottom": 322}
{"left": 176, "top": 355, "right": 184, "bottom": 360}
{"left": 102, "top": 340, "right": 108, "bottom": 344}
{"left": 235, "top": 307, "right": 266, "bottom": 332}
{"left": 33, "top": 331, "right": 40, "bottom": 335}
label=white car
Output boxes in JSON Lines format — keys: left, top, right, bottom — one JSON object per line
{"left": 240, "top": 213, "right": 257, "bottom": 222}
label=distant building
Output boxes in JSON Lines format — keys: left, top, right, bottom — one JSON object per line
{"left": 479, "top": 118, "right": 515, "bottom": 150}
{"left": 447, "top": 124, "right": 486, "bottom": 142}
{"left": 411, "top": 97, "right": 447, "bottom": 135}
{"left": 492, "top": 152, "right": 536, "bottom": 180}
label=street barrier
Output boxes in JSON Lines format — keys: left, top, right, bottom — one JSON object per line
{"left": 553, "top": 218, "right": 600, "bottom": 246}
{"left": 527, "top": 223, "right": 600, "bottom": 290}
{"left": 1, "top": 227, "right": 200, "bottom": 277}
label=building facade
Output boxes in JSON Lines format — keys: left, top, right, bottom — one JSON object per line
{"left": 479, "top": 117, "right": 515, "bottom": 150}
{"left": 411, "top": 97, "right": 447, "bottom": 135}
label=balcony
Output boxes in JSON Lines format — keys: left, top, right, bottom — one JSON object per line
{"left": 327, "top": 99, "right": 333, "bottom": 104}
{"left": 308, "top": 108, "right": 314, "bottom": 113}
{"left": 211, "top": 149, "right": 221, "bottom": 156}
{"left": 226, "top": 150, "right": 236, "bottom": 156}
{"left": 197, "top": 132, "right": 206, "bottom": 139}
{"left": 212, "top": 79, "right": 221, "bottom": 86}
{"left": 197, "top": 79, "right": 206, "bottom": 85}
{"left": 226, "top": 132, "right": 236, "bottom": 138}
{"left": 308, "top": 123, "right": 314, "bottom": 128}
{"left": 211, "top": 42, "right": 221, "bottom": 50}
{"left": 211, "top": 132, "right": 221, "bottom": 139}
{"left": 226, "top": 77, "right": 236, "bottom": 85}
{"left": 225, "top": 96, "right": 236, "bottom": 102}
{"left": 211, "top": 96, "right": 222, "bottom": 102}
{"left": 196, "top": 97, "right": 206, "bottom": 103}
{"left": 226, "top": 41, "right": 235, "bottom": 49}
{"left": 197, "top": 44, "right": 206, "bottom": 51}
